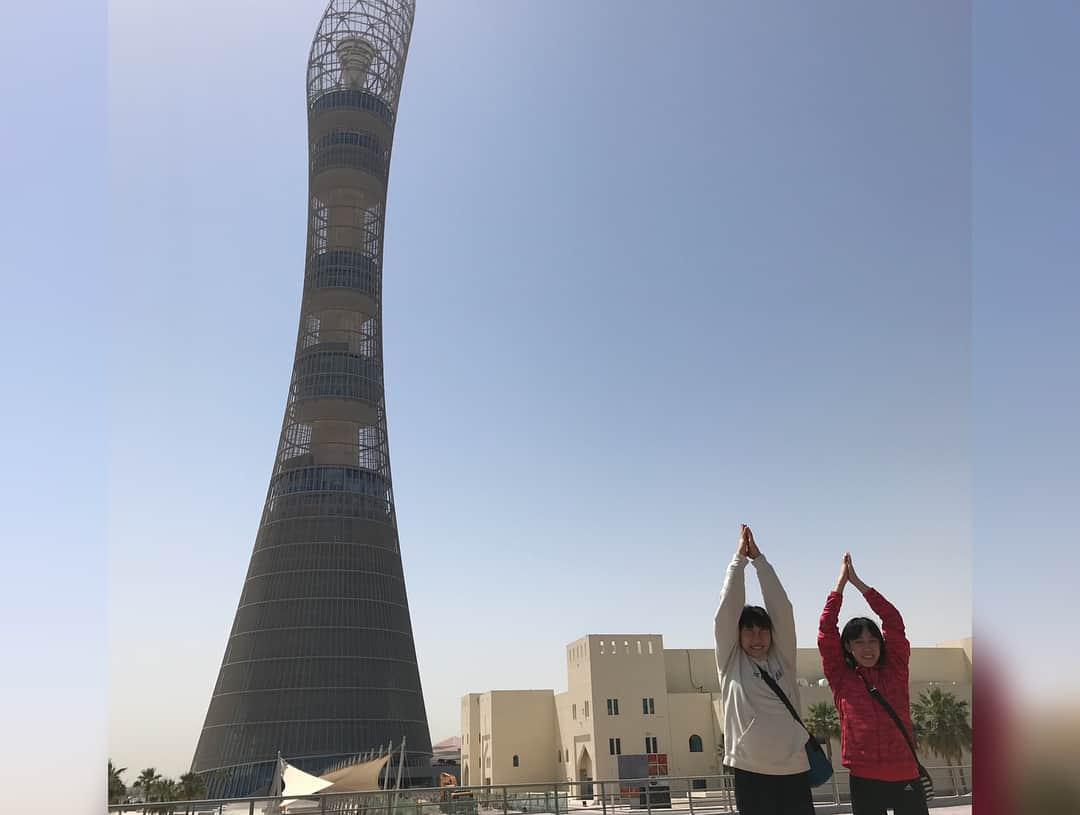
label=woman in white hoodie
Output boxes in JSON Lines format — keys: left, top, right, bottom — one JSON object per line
{"left": 714, "top": 524, "right": 813, "bottom": 815}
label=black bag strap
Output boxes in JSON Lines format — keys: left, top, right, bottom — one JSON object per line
{"left": 859, "top": 674, "right": 923, "bottom": 766}
{"left": 755, "top": 664, "right": 810, "bottom": 737}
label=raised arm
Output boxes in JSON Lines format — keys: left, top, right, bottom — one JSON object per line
{"left": 846, "top": 556, "right": 911, "bottom": 677}
{"left": 714, "top": 526, "right": 750, "bottom": 671}
{"left": 746, "top": 527, "right": 796, "bottom": 667}
{"left": 817, "top": 554, "right": 849, "bottom": 684}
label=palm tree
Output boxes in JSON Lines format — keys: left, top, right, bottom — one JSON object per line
{"left": 108, "top": 760, "right": 127, "bottom": 804}
{"left": 805, "top": 701, "right": 841, "bottom": 762}
{"left": 178, "top": 771, "right": 207, "bottom": 801}
{"left": 136, "top": 768, "right": 161, "bottom": 802}
{"left": 911, "top": 687, "right": 973, "bottom": 791}
{"left": 152, "top": 777, "right": 179, "bottom": 804}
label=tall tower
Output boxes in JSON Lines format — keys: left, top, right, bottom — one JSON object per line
{"left": 191, "top": 0, "right": 430, "bottom": 797}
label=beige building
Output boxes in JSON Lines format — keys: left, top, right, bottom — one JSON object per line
{"left": 461, "top": 634, "right": 972, "bottom": 788}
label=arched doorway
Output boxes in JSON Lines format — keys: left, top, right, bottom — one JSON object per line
{"left": 578, "top": 747, "right": 593, "bottom": 800}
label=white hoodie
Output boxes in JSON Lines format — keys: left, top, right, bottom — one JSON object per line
{"left": 713, "top": 553, "right": 809, "bottom": 776}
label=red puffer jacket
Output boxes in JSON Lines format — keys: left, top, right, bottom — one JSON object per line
{"left": 818, "top": 589, "right": 919, "bottom": 782}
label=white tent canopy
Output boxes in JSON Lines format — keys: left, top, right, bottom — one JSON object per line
{"left": 276, "top": 753, "right": 394, "bottom": 814}
{"left": 282, "top": 762, "right": 334, "bottom": 796}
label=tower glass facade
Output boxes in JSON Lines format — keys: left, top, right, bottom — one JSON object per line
{"left": 190, "top": 0, "right": 431, "bottom": 798}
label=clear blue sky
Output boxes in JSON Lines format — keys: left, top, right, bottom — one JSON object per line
{"left": 107, "top": 0, "right": 974, "bottom": 776}
{"left": 5, "top": 0, "right": 1078, "bottom": 792}
{"left": 972, "top": 0, "right": 1080, "bottom": 708}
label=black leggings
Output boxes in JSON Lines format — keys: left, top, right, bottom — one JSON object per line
{"left": 850, "top": 774, "right": 930, "bottom": 815}
{"left": 731, "top": 767, "right": 814, "bottom": 815}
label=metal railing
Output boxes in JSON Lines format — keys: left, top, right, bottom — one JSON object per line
{"left": 108, "top": 765, "right": 971, "bottom": 815}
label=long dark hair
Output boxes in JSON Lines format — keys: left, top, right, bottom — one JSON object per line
{"left": 840, "top": 617, "right": 885, "bottom": 668}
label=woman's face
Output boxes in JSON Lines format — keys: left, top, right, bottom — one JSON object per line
{"left": 740, "top": 624, "right": 772, "bottom": 659}
{"left": 844, "top": 631, "right": 881, "bottom": 668}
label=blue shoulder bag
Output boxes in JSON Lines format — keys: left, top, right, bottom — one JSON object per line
{"left": 757, "top": 667, "right": 835, "bottom": 788}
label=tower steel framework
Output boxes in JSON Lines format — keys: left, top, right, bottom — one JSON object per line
{"left": 191, "top": 0, "right": 430, "bottom": 798}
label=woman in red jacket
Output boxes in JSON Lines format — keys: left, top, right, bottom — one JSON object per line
{"left": 818, "top": 553, "right": 928, "bottom": 815}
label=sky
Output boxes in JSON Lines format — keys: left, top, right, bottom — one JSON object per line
{"left": 971, "top": 1, "right": 1080, "bottom": 706}
{"left": 2, "top": 0, "right": 1077, "bottom": 797}
{"left": 102, "top": 0, "right": 975, "bottom": 777}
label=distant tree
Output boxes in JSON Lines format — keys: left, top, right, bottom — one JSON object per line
{"left": 108, "top": 760, "right": 127, "bottom": 804}
{"left": 144, "top": 777, "right": 180, "bottom": 814}
{"left": 178, "top": 772, "right": 207, "bottom": 801}
{"left": 805, "top": 701, "right": 841, "bottom": 762}
{"left": 136, "top": 768, "right": 161, "bottom": 801}
{"left": 153, "top": 778, "right": 179, "bottom": 802}
{"left": 911, "top": 687, "right": 973, "bottom": 790}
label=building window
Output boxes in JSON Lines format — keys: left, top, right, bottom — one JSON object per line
{"left": 557, "top": 750, "right": 562, "bottom": 763}
{"left": 692, "top": 780, "right": 707, "bottom": 790}
{"left": 585, "top": 700, "right": 590, "bottom": 718}
{"left": 572, "top": 704, "right": 577, "bottom": 720}
{"left": 645, "top": 736, "right": 658, "bottom": 754}
{"left": 512, "top": 755, "right": 519, "bottom": 768}
{"left": 607, "top": 698, "right": 620, "bottom": 715}
{"left": 648, "top": 641, "right": 654, "bottom": 655}
{"left": 609, "top": 738, "right": 621, "bottom": 756}
{"left": 689, "top": 735, "right": 703, "bottom": 753}
{"left": 637, "top": 640, "right": 643, "bottom": 655}
{"left": 642, "top": 697, "right": 655, "bottom": 715}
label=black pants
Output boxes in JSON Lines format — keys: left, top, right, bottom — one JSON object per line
{"left": 731, "top": 767, "right": 813, "bottom": 815}
{"left": 850, "top": 774, "right": 930, "bottom": 815}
